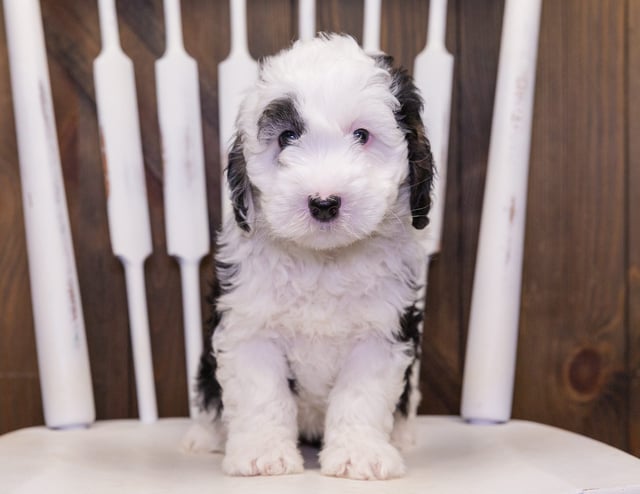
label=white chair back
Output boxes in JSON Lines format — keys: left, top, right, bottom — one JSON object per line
{"left": 3, "top": 0, "right": 541, "bottom": 429}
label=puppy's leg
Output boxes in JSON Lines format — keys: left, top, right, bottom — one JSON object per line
{"left": 391, "top": 358, "right": 422, "bottom": 452}
{"left": 218, "top": 338, "right": 303, "bottom": 476}
{"left": 320, "top": 338, "right": 411, "bottom": 480}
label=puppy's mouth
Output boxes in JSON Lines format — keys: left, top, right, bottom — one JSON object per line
{"left": 303, "top": 210, "right": 368, "bottom": 251}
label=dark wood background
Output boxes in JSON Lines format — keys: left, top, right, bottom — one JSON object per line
{"left": 1, "top": 0, "right": 638, "bottom": 456}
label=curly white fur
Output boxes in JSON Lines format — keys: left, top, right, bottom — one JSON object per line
{"left": 183, "top": 34, "right": 433, "bottom": 481}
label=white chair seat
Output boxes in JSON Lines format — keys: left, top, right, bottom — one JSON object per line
{"left": 1, "top": 416, "right": 639, "bottom": 494}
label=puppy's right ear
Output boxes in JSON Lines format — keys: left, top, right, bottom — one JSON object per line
{"left": 227, "top": 134, "right": 253, "bottom": 232}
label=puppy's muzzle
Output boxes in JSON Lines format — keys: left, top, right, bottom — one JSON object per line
{"left": 308, "top": 195, "right": 341, "bottom": 222}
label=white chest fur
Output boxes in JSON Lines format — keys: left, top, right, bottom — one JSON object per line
{"left": 212, "top": 220, "right": 424, "bottom": 409}
{"left": 214, "top": 222, "right": 423, "bottom": 343}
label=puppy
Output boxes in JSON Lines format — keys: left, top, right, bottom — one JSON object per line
{"left": 183, "top": 34, "right": 434, "bottom": 480}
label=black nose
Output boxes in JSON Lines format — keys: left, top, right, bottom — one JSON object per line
{"left": 308, "top": 195, "right": 341, "bottom": 222}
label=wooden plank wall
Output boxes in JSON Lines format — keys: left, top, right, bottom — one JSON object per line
{"left": 0, "top": 0, "right": 638, "bottom": 455}
{"left": 629, "top": 0, "right": 640, "bottom": 456}
{"left": 516, "top": 0, "right": 628, "bottom": 450}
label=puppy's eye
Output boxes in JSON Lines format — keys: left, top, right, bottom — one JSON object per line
{"left": 353, "top": 128, "right": 370, "bottom": 144}
{"left": 278, "top": 130, "right": 299, "bottom": 148}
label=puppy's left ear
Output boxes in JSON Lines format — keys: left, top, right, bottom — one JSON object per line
{"left": 227, "top": 133, "right": 254, "bottom": 232}
{"left": 377, "top": 57, "right": 435, "bottom": 230}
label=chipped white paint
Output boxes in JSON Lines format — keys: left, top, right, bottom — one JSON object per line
{"left": 94, "top": 0, "right": 157, "bottom": 423}
{"left": 156, "top": 0, "right": 210, "bottom": 418}
{"left": 461, "top": 0, "right": 543, "bottom": 423}
{"left": 3, "top": 0, "right": 95, "bottom": 430}
{"left": 218, "top": 0, "right": 259, "bottom": 218}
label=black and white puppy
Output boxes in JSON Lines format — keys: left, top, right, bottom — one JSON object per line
{"left": 182, "top": 34, "right": 434, "bottom": 480}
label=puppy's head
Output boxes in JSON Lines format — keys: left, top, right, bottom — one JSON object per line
{"left": 227, "top": 34, "right": 434, "bottom": 250}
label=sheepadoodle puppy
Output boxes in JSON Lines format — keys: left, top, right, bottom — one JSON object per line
{"left": 183, "top": 34, "right": 434, "bottom": 480}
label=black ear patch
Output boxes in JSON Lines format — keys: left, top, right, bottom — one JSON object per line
{"left": 257, "top": 96, "right": 306, "bottom": 144}
{"left": 227, "top": 134, "right": 252, "bottom": 232}
{"left": 393, "top": 67, "right": 435, "bottom": 230}
{"left": 374, "top": 55, "right": 435, "bottom": 230}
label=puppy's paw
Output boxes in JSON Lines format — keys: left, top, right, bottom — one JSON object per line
{"left": 390, "top": 416, "right": 417, "bottom": 452}
{"left": 320, "top": 438, "right": 406, "bottom": 480}
{"left": 223, "top": 439, "right": 304, "bottom": 476}
{"left": 180, "top": 420, "right": 225, "bottom": 454}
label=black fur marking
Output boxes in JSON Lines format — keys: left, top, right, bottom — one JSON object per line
{"left": 227, "top": 134, "right": 252, "bottom": 232}
{"left": 396, "top": 304, "right": 423, "bottom": 350}
{"left": 374, "top": 55, "right": 435, "bottom": 230}
{"left": 196, "top": 348, "right": 223, "bottom": 417}
{"left": 257, "top": 96, "right": 306, "bottom": 144}
{"left": 396, "top": 365, "right": 414, "bottom": 417}
{"left": 195, "top": 243, "right": 243, "bottom": 415}
{"left": 299, "top": 433, "right": 323, "bottom": 449}
{"left": 288, "top": 378, "right": 298, "bottom": 395}
{"left": 395, "top": 304, "right": 423, "bottom": 417}
{"left": 196, "top": 277, "right": 224, "bottom": 417}
{"left": 215, "top": 259, "right": 239, "bottom": 295}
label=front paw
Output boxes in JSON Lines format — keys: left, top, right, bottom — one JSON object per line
{"left": 320, "top": 437, "right": 406, "bottom": 480}
{"left": 223, "top": 438, "right": 304, "bottom": 476}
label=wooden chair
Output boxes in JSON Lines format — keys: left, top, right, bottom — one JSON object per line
{"left": 1, "top": 0, "right": 640, "bottom": 492}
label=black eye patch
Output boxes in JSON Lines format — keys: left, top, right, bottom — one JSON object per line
{"left": 257, "top": 96, "right": 306, "bottom": 145}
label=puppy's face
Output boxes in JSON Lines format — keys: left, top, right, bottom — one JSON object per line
{"left": 228, "top": 35, "right": 433, "bottom": 250}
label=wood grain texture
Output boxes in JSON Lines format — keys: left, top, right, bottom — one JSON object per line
{"left": 0, "top": 0, "right": 637, "bottom": 456}
{"left": 316, "top": 0, "right": 363, "bottom": 43}
{"left": 628, "top": 0, "right": 640, "bottom": 458}
{"left": 417, "top": 0, "right": 464, "bottom": 415}
{"left": 514, "top": 0, "right": 628, "bottom": 449}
